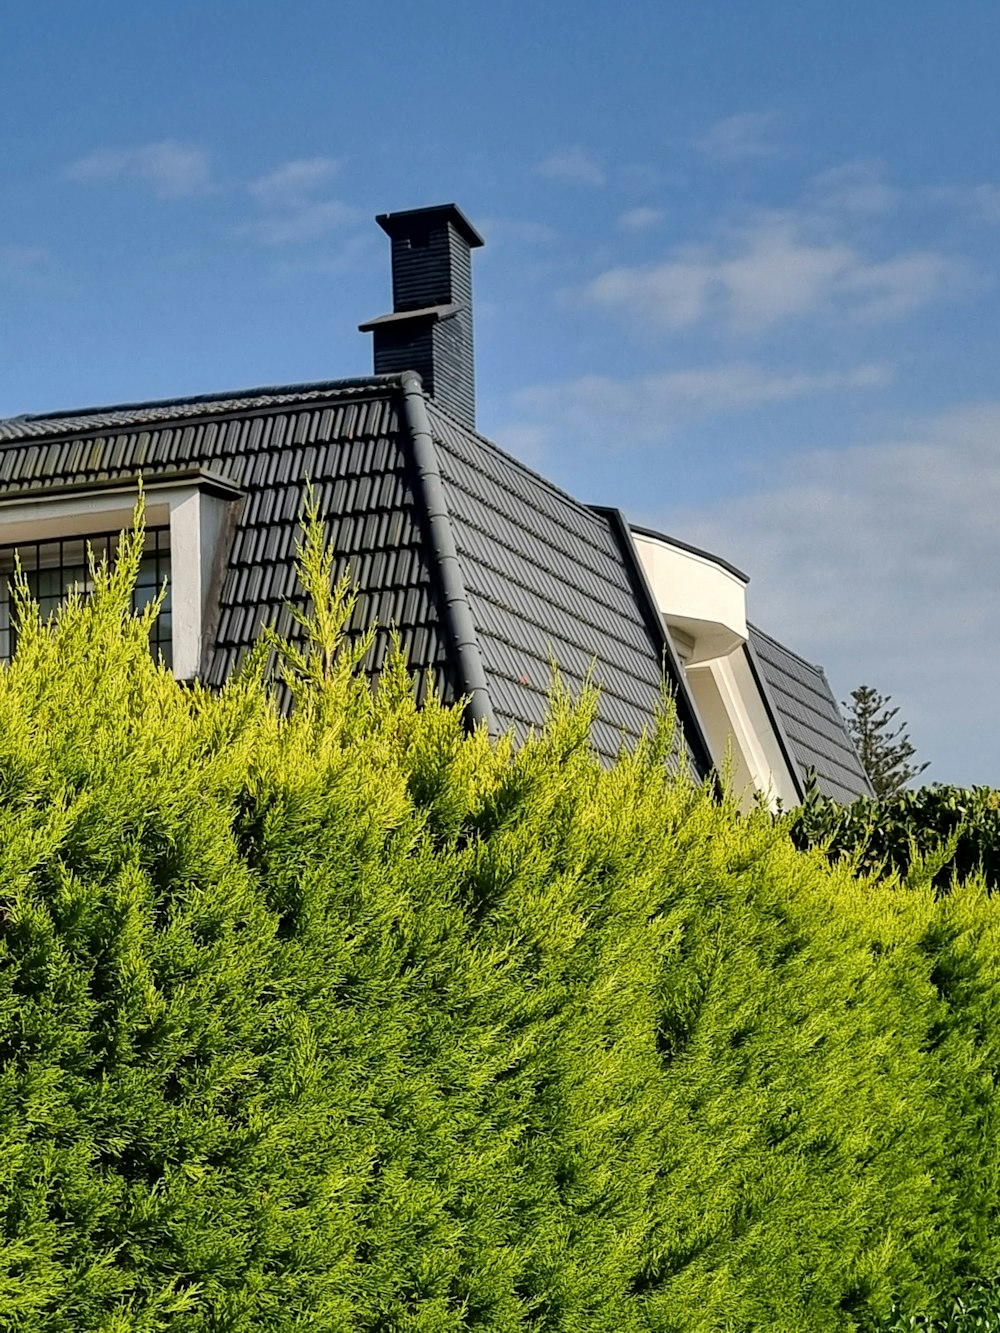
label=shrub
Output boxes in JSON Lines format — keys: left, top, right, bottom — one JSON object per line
{"left": 1, "top": 497, "right": 1000, "bottom": 1329}
{"left": 788, "top": 772, "right": 1000, "bottom": 895}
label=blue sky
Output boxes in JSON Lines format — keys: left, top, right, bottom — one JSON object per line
{"left": 3, "top": 2, "right": 998, "bottom": 784}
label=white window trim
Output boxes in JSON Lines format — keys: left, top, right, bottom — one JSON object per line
{"left": 686, "top": 652, "right": 800, "bottom": 812}
{"left": 0, "top": 471, "right": 242, "bottom": 679}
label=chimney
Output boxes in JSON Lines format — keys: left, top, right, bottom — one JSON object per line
{"left": 359, "top": 203, "right": 485, "bottom": 429}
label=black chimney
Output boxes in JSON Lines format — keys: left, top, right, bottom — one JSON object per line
{"left": 359, "top": 203, "right": 484, "bottom": 429}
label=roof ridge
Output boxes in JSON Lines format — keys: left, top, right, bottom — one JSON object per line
{"left": 9, "top": 374, "right": 403, "bottom": 425}
{"left": 0, "top": 375, "right": 404, "bottom": 444}
{"left": 397, "top": 372, "right": 494, "bottom": 734}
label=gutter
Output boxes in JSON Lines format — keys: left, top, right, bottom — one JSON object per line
{"left": 398, "top": 371, "right": 495, "bottom": 735}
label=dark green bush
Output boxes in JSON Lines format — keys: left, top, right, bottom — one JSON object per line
{"left": 788, "top": 772, "right": 1000, "bottom": 894}
{"left": 2, "top": 499, "right": 1000, "bottom": 1329}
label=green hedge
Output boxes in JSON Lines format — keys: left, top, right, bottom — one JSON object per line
{"left": 2, "top": 500, "right": 1000, "bottom": 1329}
{"left": 788, "top": 774, "right": 1000, "bottom": 895}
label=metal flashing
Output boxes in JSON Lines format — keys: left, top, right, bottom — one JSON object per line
{"left": 359, "top": 304, "right": 459, "bottom": 332}
{"left": 397, "top": 372, "right": 495, "bottom": 734}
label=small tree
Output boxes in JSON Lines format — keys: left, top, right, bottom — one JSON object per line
{"left": 844, "top": 684, "right": 928, "bottom": 798}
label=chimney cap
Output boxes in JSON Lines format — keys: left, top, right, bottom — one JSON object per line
{"left": 375, "top": 203, "right": 485, "bottom": 249}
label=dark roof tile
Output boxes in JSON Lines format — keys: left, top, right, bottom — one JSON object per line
{"left": 427, "top": 400, "right": 698, "bottom": 766}
{"left": 748, "top": 624, "right": 872, "bottom": 802}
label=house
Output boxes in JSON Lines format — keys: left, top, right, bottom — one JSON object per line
{"left": 0, "top": 203, "right": 871, "bottom": 806}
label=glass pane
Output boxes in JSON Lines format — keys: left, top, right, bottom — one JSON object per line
{"left": 0, "top": 528, "right": 171, "bottom": 665}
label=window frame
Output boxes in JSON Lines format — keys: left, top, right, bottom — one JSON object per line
{"left": 0, "top": 470, "right": 242, "bottom": 679}
{"left": 0, "top": 524, "right": 173, "bottom": 664}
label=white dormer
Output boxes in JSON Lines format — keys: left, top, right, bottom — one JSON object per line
{"left": 631, "top": 526, "right": 801, "bottom": 811}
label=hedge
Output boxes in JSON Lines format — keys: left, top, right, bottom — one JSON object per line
{"left": 788, "top": 771, "right": 1000, "bottom": 896}
{"left": 1, "top": 497, "right": 1000, "bottom": 1330}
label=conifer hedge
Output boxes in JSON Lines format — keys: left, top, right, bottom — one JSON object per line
{"left": 2, "top": 497, "right": 1000, "bottom": 1330}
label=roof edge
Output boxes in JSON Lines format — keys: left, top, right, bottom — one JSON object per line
{"left": 397, "top": 371, "right": 495, "bottom": 735}
{"left": 741, "top": 637, "right": 807, "bottom": 804}
{"left": 426, "top": 396, "right": 626, "bottom": 541}
{"left": 593, "top": 504, "right": 718, "bottom": 786}
{"left": 0, "top": 376, "right": 405, "bottom": 445}
{"left": 0, "top": 467, "right": 243, "bottom": 507}
{"left": 629, "top": 522, "right": 750, "bottom": 584}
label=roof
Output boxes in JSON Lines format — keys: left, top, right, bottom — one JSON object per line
{"left": 430, "top": 407, "right": 709, "bottom": 768}
{"left": 747, "top": 624, "right": 873, "bottom": 802}
{"left": 0, "top": 374, "right": 711, "bottom": 773}
{"left": 628, "top": 522, "right": 750, "bottom": 584}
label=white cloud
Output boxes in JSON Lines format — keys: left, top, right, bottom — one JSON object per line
{"left": 841, "top": 251, "right": 960, "bottom": 321}
{"left": 248, "top": 157, "right": 340, "bottom": 208}
{"left": 618, "top": 206, "right": 665, "bottom": 232}
{"left": 808, "top": 160, "right": 899, "bottom": 217}
{"left": 534, "top": 147, "right": 606, "bottom": 187}
{"left": 659, "top": 402, "right": 1000, "bottom": 785}
{"left": 696, "top": 112, "right": 782, "bottom": 162}
{"left": 715, "top": 222, "right": 854, "bottom": 330}
{"left": 584, "top": 217, "right": 963, "bottom": 333}
{"left": 510, "top": 361, "right": 890, "bottom": 445}
{"left": 240, "top": 156, "right": 355, "bottom": 245}
{"left": 67, "top": 140, "right": 211, "bottom": 198}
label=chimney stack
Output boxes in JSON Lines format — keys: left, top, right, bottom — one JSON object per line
{"left": 360, "top": 203, "right": 484, "bottom": 429}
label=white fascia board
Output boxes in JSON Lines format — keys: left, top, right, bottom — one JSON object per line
{"left": 0, "top": 474, "right": 241, "bottom": 680}
{"left": 632, "top": 530, "right": 748, "bottom": 663}
{"left": 166, "top": 487, "right": 236, "bottom": 679}
{"left": 689, "top": 650, "right": 800, "bottom": 811}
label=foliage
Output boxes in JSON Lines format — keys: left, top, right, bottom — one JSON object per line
{"left": 845, "top": 685, "right": 929, "bottom": 798}
{"left": 788, "top": 771, "right": 1000, "bottom": 894}
{"left": 3, "top": 497, "right": 1000, "bottom": 1328}
{"left": 866, "top": 1273, "right": 1000, "bottom": 1331}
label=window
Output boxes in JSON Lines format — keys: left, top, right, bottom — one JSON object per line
{"left": 0, "top": 526, "right": 172, "bottom": 665}
{"left": 0, "top": 472, "right": 241, "bottom": 679}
